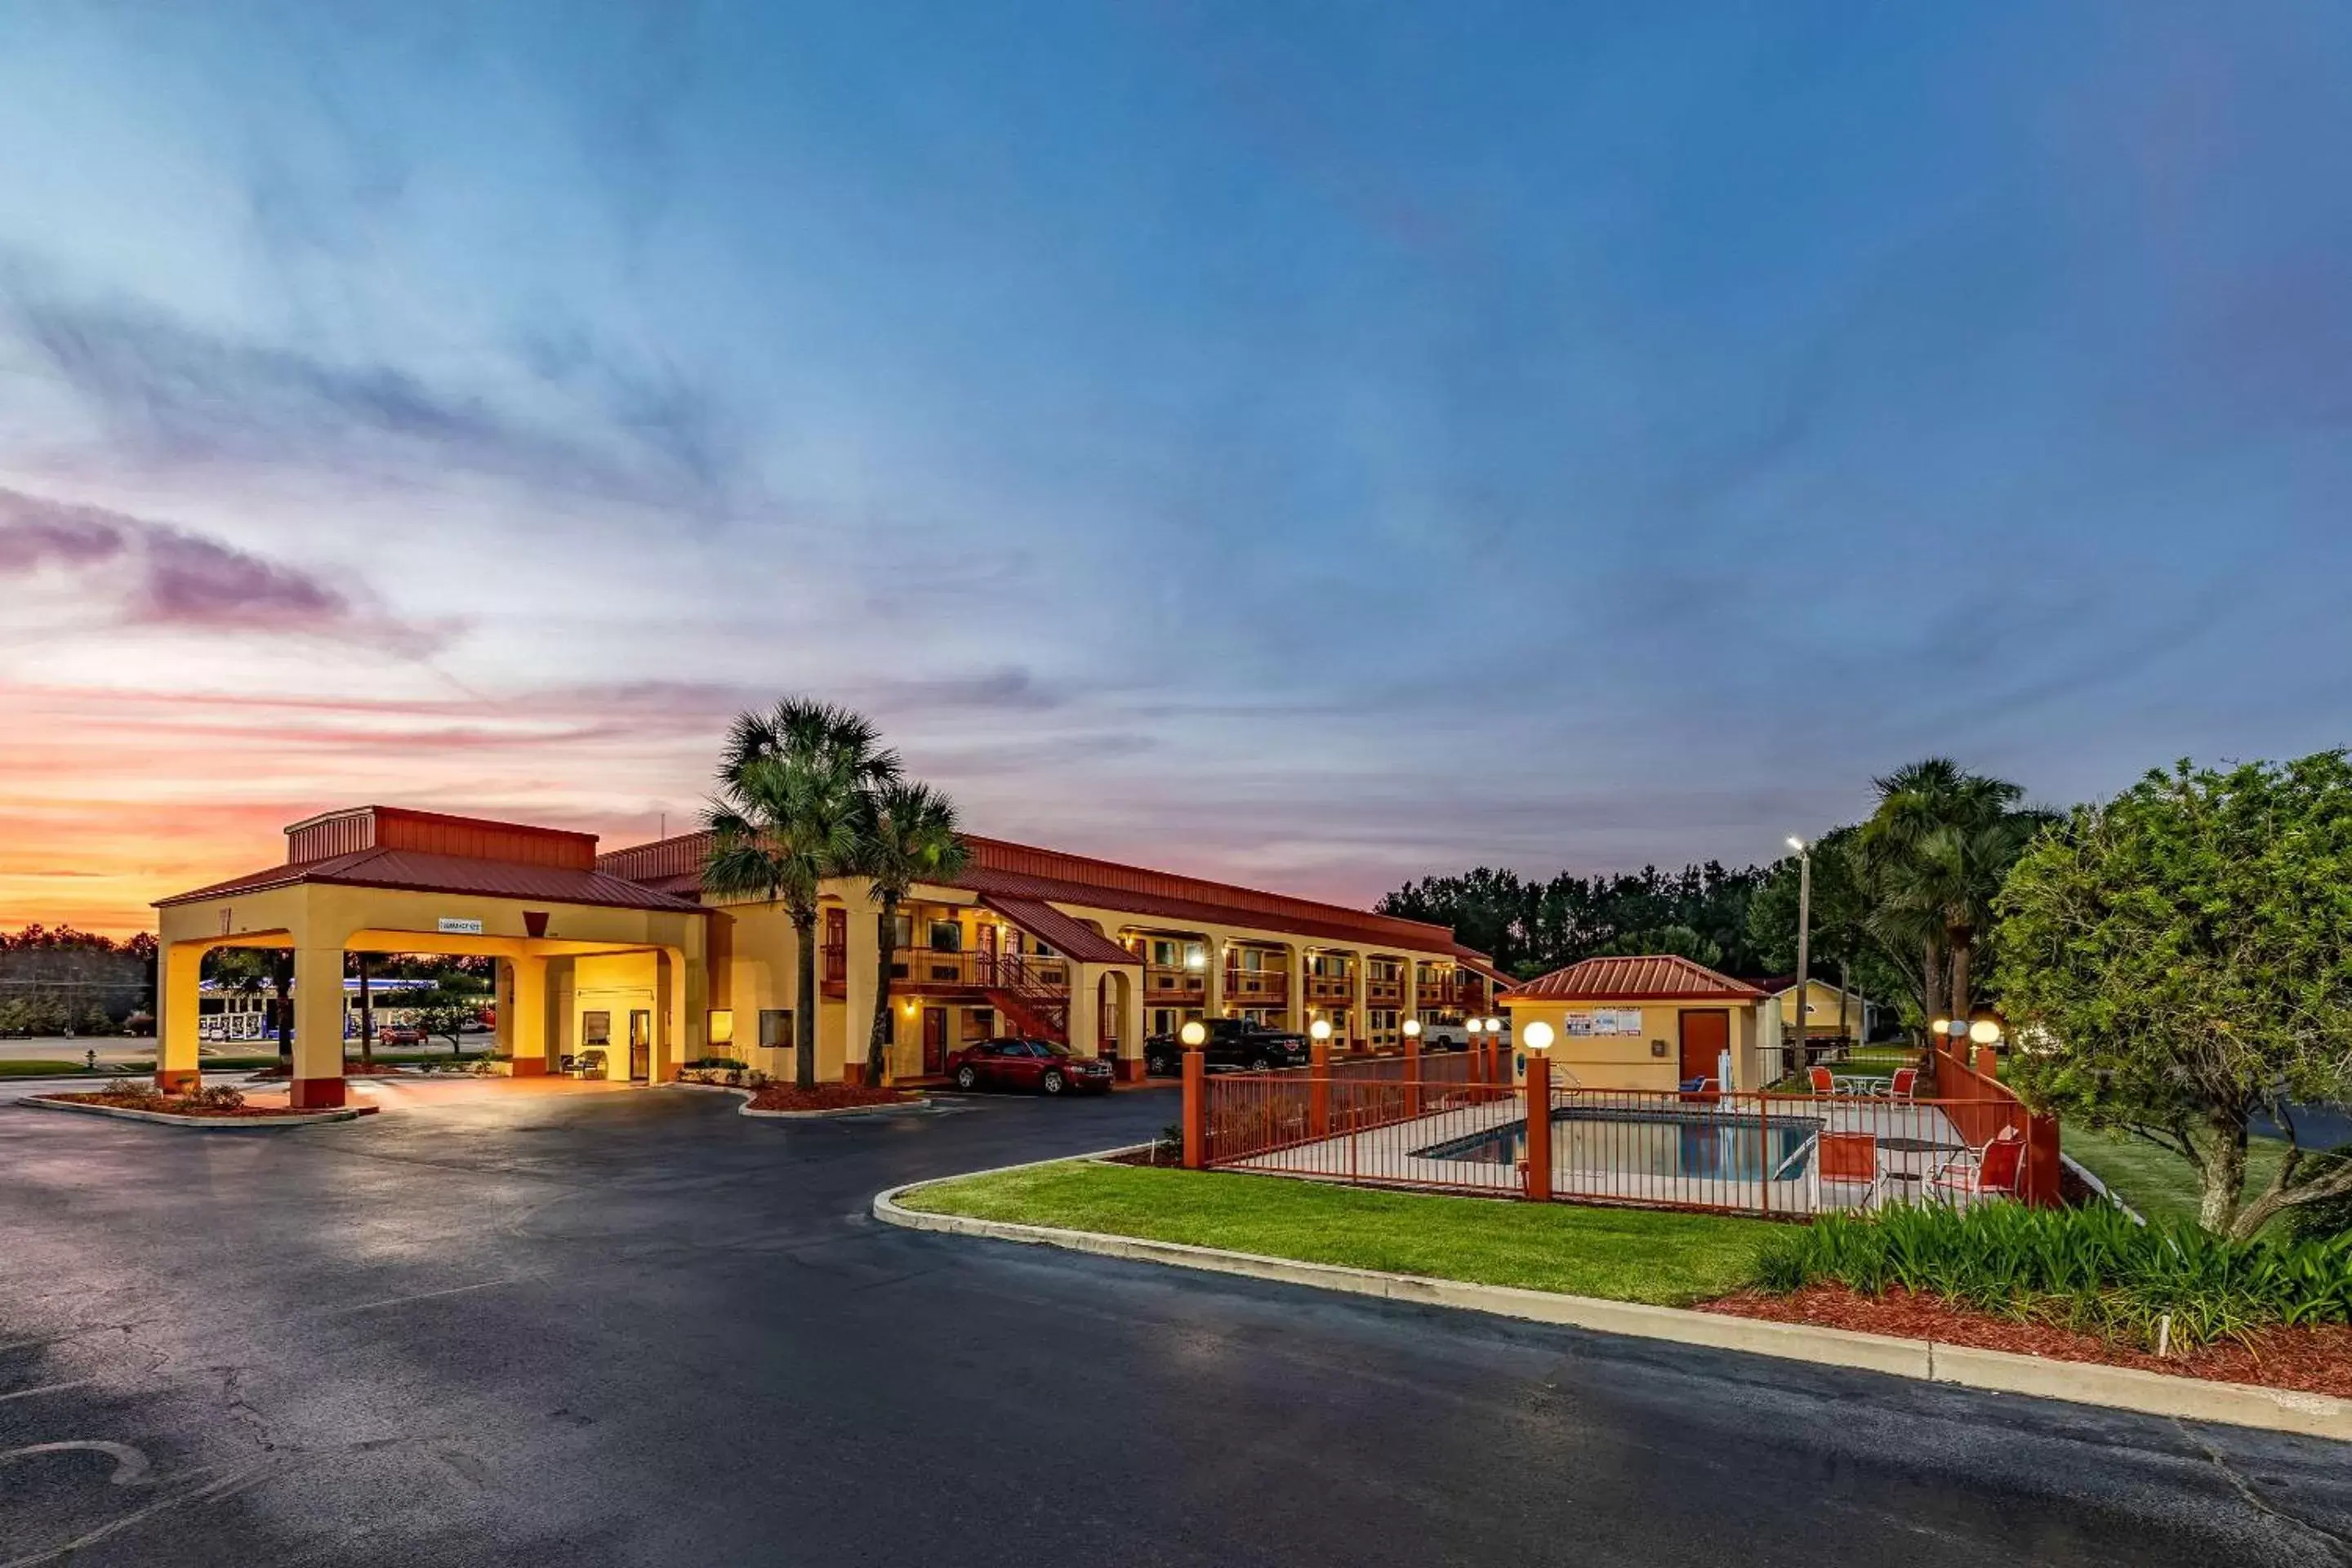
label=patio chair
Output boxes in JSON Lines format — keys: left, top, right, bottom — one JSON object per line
{"left": 1813, "top": 1131, "right": 1887, "bottom": 1212}
{"left": 1806, "top": 1065, "right": 1837, "bottom": 1095}
{"left": 1927, "top": 1125, "right": 2025, "bottom": 1203}
{"left": 1887, "top": 1067, "right": 1918, "bottom": 1099}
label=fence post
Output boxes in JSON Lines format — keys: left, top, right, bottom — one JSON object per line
{"left": 1182, "top": 1049, "right": 1205, "bottom": 1169}
{"left": 1523, "top": 1053, "right": 1551, "bottom": 1201}
{"left": 1308, "top": 1040, "right": 1330, "bottom": 1139}
{"left": 1404, "top": 1034, "right": 1422, "bottom": 1117}
{"left": 1976, "top": 1042, "right": 1998, "bottom": 1080}
{"left": 1758, "top": 1089, "right": 1771, "bottom": 1218}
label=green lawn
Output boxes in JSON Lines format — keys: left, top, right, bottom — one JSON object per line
{"left": 2060, "top": 1125, "right": 2291, "bottom": 1227}
{"left": 0, "top": 1059, "right": 109, "bottom": 1078}
{"left": 899, "top": 1160, "right": 1782, "bottom": 1306}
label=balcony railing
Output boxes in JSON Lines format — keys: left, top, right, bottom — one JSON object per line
{"left": 821, "top": 947, "right": 1070, "bottom": 996}
{"left": 1222, "top": 969, "right": 1290, "bottom": 1004}
{"left": 1304, "top": 974, "right": 1354, "bottom": 1003}
{"left": 1415, "top": 975, "right": 1462, "bottom": 1009}
{"left": 1365, "top": 978, "right": 1404, "bottom": 1004}
{"left": 1145, "top": 964, "right": 1209, "bottom": 1000}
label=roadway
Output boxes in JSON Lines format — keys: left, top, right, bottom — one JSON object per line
{"left": 1, "top": 1077, "right": 2345, "bottom": 1566}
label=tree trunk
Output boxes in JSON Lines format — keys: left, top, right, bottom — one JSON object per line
{"left": 358, "top": 954, "right": 373, "bottom": 1072}
{"left": 2198, "top": 1110, "right": 2248, "bottom": 1236}
{"left": 794, "top": 910, "right": 818, "bottom": 1090}
{"left": 1918, "top": 937, "right": 1944, "bottom": 1042}
{"left": 1948, "top": 933, "right": 1971, "bottom": 1021}
{"left": 1836, "top": 959, "right": 1851, "bottom": 1049}
{"left": 868, "top": 898, "right": 899, "bottom": 1085}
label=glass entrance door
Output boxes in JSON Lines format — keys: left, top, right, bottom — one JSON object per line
{"left": 627, "top": 1010, "right": 652, "bottom": 1081}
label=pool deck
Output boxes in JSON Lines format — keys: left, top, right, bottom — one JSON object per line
{"left": 1227, "top": 1096, "right": 1971, "bottom": 1215}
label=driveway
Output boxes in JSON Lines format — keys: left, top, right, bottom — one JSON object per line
{"left": 1, "top": 1080, "right": 2345, "bottom": 1566}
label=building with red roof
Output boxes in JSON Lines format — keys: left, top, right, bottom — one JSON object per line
{"left": 1503, "top": 954, "right": 1769, "bottom": 1093}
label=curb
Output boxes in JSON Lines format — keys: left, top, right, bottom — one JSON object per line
{"left": 872, "top": 1165, "right": 2352, "bottom": 1445}
{"left": 660, "top": 1081, "right": 944, "bottom": 1120}
{"left": 16, "top": 1095, "right": 376, "bottom": 1130}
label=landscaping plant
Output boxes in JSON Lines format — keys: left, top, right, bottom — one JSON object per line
{"left": 1993, "top": 752, "right": 2352, "bottom": 1239}
{"left": 1757, "top": 1201, "right": 2352, "bottom": 1350}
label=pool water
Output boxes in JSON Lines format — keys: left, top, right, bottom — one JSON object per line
{"left": 1418, "top": 1109, "right": 1820, "bottom": 1182}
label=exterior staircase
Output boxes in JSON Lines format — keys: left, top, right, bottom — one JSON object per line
{"left": 984, "top": 956, "right": 1071, "bottom": 1045}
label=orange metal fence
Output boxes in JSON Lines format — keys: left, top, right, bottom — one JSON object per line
{"left": 1181, "top": 1050, "right": 2060, "bottom": 1217}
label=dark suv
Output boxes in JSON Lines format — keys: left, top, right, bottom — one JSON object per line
{"left": 1143, "top": 1020, "right": 1312, "bottom": 1076}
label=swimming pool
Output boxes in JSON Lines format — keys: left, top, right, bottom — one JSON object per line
{"left": 1415, "top": 1107, "right": 1820, "bottom": 1182}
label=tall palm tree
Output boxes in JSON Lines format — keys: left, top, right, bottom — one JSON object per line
{"left": 858, "top": 780, "right": 970, "bottom": 1085}
{"left": 702, "top": 701, "right": 901, "bottom": 1089}
{"left": 1859, "top": 759, "right": 2046, "bottom": 1030}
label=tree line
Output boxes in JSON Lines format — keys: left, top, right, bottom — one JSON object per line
{"left": 0, "top": 924, "right": 158, "bottom": 1035}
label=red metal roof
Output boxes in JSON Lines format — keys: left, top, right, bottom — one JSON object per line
{"left": 156, "top": 847, "right": 708, "bottom": 915}
{"left": 1509, "top": 955, "right": 1765, "bottom": 1002}
{"left": 283, "top": 805, "right": 599, "bottom": 870}
{"left": 978, "top": 896, "right": 1138, "bottom": 966}
{"left": 598, "top": 831, "right": 1460, "bottom": 954}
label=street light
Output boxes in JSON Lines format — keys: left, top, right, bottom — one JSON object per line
{"left": 1483, "top": 1016, "right": 1503, "bottom": 1036}
{"left": 1179, "top": 1019, "right": 1206, "bottom": 1049}
{"left": 1787, "top": 835, "right": 1811, "bottom": 1083}
{"left": 1463, "top": 1017, "right": 1484, "bottom": 1038}
{"left": 1401, "top": 1018, "right": 1422, "bottom": 1042}
{"left": 1308, "top": 1018, "right": 1333, "bottom": 1047}
{"left": 1522, "top": 1020, "right": 1554, "bottom": 1053}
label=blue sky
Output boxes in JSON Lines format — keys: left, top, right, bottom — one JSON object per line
{"left": 3, "top": 1, "right": 2350, "bottom": 929}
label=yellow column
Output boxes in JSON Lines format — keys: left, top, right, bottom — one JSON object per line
{"left": 1119, "top": 969, "right": 1146, "bottom": 1082}
{"left": 1070, "top": 962, "right": 1103, "bottom": 1058}
{"left": 291, "top": 945, "right": 347, "bottom": 1109}
{"left": 1204, "top": 934, "right": 1226, "bottom": 1018}
{"left": 156, "top": 940, "right": 204, "bottom": 1092}
{"left": 1352, "top": 952, "right": 1370, "bottom": 1052}
{"left": 509, "top": 956, "right": 549, "bottom": 1076}
{"left": 1285, "top": 944, "right": 1305, "bottom": 1033}
{"left": 840, "top": 891, "right": 880, "bottom": 1084}
{"left": 658, "top": 947, "right": 687, "bottom": 1083}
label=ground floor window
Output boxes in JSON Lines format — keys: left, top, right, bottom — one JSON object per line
{"left": 758, "top": 1009, "right": 791, "bottom": 1049}
{"left": 583, "top": 1010, "right": 612, "bottom": 1046}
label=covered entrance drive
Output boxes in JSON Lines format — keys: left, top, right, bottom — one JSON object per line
{"left": 153, "top": 808, "right": 709, "bottom": 1108}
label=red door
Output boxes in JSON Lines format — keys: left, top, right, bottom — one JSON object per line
{"left": 1680, "top": 1009, "right": 1730, "bottom": 1085}
{"left": 922, "top": 1008, "right": 949, "bottom": 1076}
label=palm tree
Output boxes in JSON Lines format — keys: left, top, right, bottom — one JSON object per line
{"left": 702, "top": 701, "right": 901, "bottom": 1089}
{"left": 1858, "top": 759, "right": 2047, "bottom": 1031}
{"left": 858, "top": 780, "right": 970, "bottom": 1085}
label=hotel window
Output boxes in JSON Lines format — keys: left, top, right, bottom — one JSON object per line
{"left": 929, "top": 920, "right": 962, "bottom": 952}
{"left": 891, "top": 914, "right": 913, "bottom": 947}
{"left": 706, "top": 1009, "right": 735, "bottom": 1046}
{"left": 1240, "top": 948, "right": 1264, "bottom": 972}
{"left": 1150, "top": 1008, "right": 1178, "bottom": 1037}
{"left": 759, "top": 1009, "right": 792, "bottom": 1049}
{"left": 582, "top": 1011, "right": 612, "bottom": 1046}
{"left": 1149, "top": 938, "right": 1178, "bottom": 968}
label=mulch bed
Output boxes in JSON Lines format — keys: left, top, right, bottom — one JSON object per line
{"left": 43, "top": 1091, "right": 370, "bottom": 1121}
{"left": 1704, "top": 1284, "right": 2352, "bottom": 1399}
{"left": 1102, "top": 1145, "right": 1183, "bottom": 1168}
{"left": 745, "top": 1084, "right": 923, "bottom": 1112}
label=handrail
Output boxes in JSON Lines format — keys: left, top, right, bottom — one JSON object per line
{"left": 1773, "top": 1129, "right": 1821, "bottom": 1183}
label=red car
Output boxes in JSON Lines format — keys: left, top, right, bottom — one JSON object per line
{"left": 946, "top": 1037, "right": 1114, "bottom": 1096}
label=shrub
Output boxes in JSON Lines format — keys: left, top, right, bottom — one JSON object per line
{"left": 189, "top": 1085, "right": 245, "bottom": 1112}
{"left": 1757, "top": 1200, "right": 2352, "bottom": 1349}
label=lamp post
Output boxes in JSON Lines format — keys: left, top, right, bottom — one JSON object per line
{"left": 1519, "top": 1019, "right": 1553, "bottom": 1200}
{"left": 1178, "top": 1018, "right": 1209, "bottom": 1169}
{"left": 1786, "top": 835, "right": 1811, "bottom": 1084}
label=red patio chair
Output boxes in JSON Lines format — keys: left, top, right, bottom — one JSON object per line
{"left": 1887, "top": 1067, "right": 1918, "bottom": 1099}
{"left": 1928, "top": 1125, "right": 2025, "bottom": 1201}
{"left": 1806, "top": 1065, "right": 1837, "bottom": 1096}
{"left": 1814, "top": 1130, "right": 1886, "bottom": 1211}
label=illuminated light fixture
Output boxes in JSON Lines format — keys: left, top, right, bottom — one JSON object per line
{"left": 1484, "top": 1016, "right": 1504, "bottom": 1034}
{"left": 1968, "top": 1005, "right": 2005, "bottom": 1046}
{"left": 1179, "top": 1020, "right": 1207, "bottom": 1048}
{"left": 1308, "top": 1018, "right": 1332, "bottom": 1043}
{"left": 1787, "top": 836, "right": 1806, "bottom": 853}
{"left": 1463, "top": 1018, "right": 1483, "bottom": 1036}
{"left": 1522, "top": 1020, "right": 1555, "bottom": 1053}
{"left": 1931, "top": 1017, "right": 1950, "bottom": 1038}
{"left": 1185, "top": 948, "right": 1207, "bottom": 970}
{"left": 1401, "top": 1018, "right": 1422, "bottom": 1039}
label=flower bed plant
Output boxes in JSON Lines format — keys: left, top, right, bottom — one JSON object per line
{"left": 49, "top": 1083, "right": 291, "bottom": 1119}
{"left": 1753, "top": 1201, "right": 2352, "bottom": 1351}
{"left": 746, "top": 1082, "right": 920, "bottom": 1112}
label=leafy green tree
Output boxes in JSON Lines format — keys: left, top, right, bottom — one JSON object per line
{"left": 857, "top": 779, "right": 969, "bottom": 1085}
{"left": 1994, "top": 754, "right": 2352, "bottom": 1239}
{"left": 703, "top": 700, "right": 901, "bottom": 1089}
{"left": 1590, "top": 924, "right": 1722, "bottom": 967}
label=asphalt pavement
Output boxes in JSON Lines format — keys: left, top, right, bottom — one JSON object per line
{"left": 1, "top": 1076, "right": 2346, "bottom": 1566}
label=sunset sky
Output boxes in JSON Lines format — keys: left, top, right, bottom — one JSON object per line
{"left": 5, "top": 3, "right": 2351, "bottom": 937}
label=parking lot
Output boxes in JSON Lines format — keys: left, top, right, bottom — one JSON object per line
{"left": 2, "top": 1080, "right": 2347, "bottom": 1566}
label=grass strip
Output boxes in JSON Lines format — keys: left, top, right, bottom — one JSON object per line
{"left": 900, "top": 1159, "right": 1780, "bottom": 1307}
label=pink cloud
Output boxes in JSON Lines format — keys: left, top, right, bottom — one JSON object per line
{"left": 0, "top": 486, "right": 447, "bottom": 654}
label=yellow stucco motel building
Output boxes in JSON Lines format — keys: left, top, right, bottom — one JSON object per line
{"left": 154, "top": 805, "right": 1507, "bottom": 1107}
